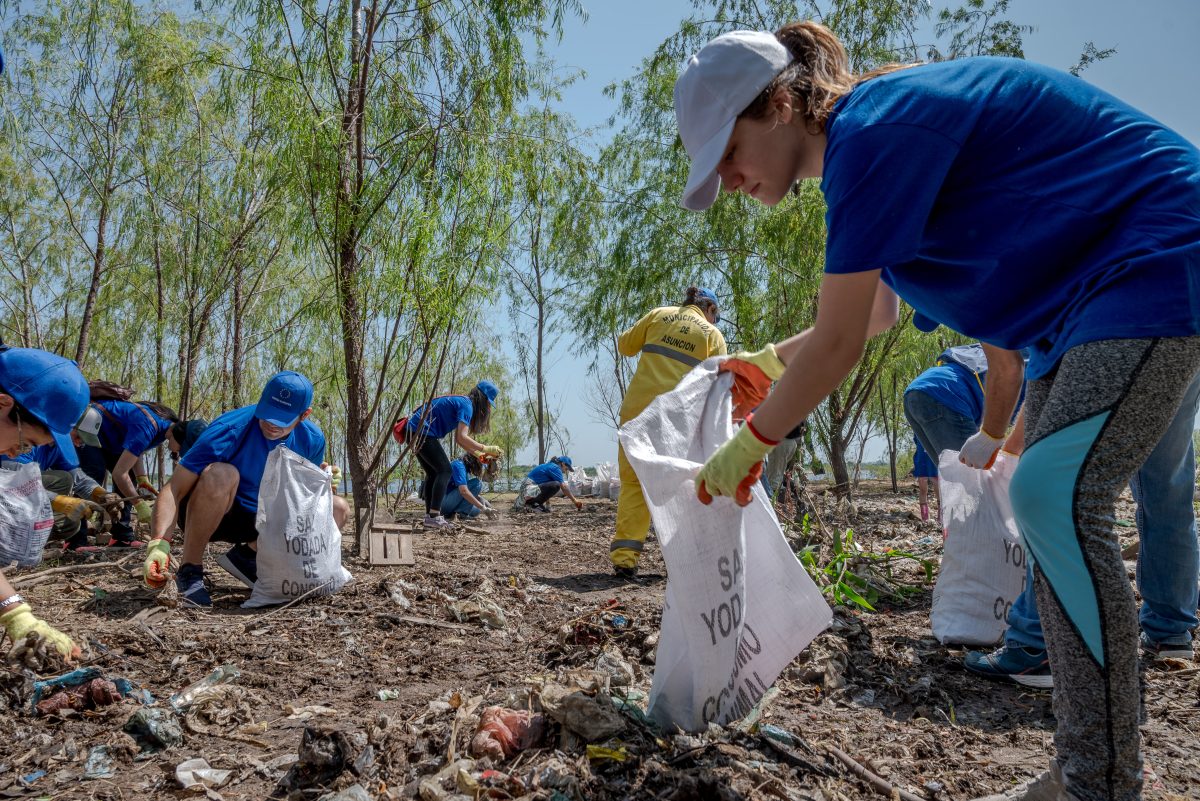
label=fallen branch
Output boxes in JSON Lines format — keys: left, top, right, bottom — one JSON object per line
{"left": 376, "top": 613, "right": 468, "bottom": 632}
{"left": 13, "top": 553, "right": 138, "bottom": 588}
{"left": 825, "top": 744, "right": 926, "bottom": 801}
{"left": 242, "top": 579, "right": 336, "bottom": 623}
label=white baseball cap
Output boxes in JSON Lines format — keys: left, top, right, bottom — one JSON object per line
{"left": 674, "top": 30, "right": 791, "bottom": 211}
{"left": 75, "top": 405, "right": 103, "bottom": 448}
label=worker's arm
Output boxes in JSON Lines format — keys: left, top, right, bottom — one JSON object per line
{"left": 866, "top": 282, "right": 899, "bottom": 338}
{"left": 617, "top": 310, "right": 656, "bottom": 357}
{"left": 150, "top": 466, "right": 199, "bottom": 544}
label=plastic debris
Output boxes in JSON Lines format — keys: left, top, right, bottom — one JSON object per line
{"left": 377, "top": 688, "right": 400, "bottom": 701}
{"left": 447, "top": 596, "right": 507, "bottom": 629}
{"left": 19, "top": 769, "right": 46, "bottom": 786}
{"left": 274, "top": 726, "right": 371, "bottom": 798}
{"left": 468, "top": 706, "right": 545, "bottom": 760}
{"left": 169, "top": 664, "right": 241, "bottom": 712}
{"left": 540, "top": 685, "right": 626, "bottom": 742}
{"left": 759, "top": 724, "right": 802, "bottom": 747}
{"left": 594, "top": 646, "right": 636, "bottom": 688}
{"left": 124, "top": 707, "right": 184, "bottom": 752}
{"left": 83, "top": 746, "right": 115, "bottom": 780}
{"left": 316, "top": 785, "right": 372, "bottom": 801}
{"left": 176, "top": 757, "right": 233, "bottom": 790}
{"left": 586, "top": 744, "right": 628, "bottom": 762}
{"left": 35, "top": 677, "right": 121, "bottom": 716}
{"left": 609, "top": 614, "right": 629, "bottom": 628}
{"left": 285, "top": 704, "right": 338, "bottom": 721}
{"left": 383, "top": 579, "right": 412, "bottom": 610}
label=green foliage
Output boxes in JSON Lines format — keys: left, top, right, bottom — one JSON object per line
{"left": 797, "top": 524, "right": 936, "bottom": 611}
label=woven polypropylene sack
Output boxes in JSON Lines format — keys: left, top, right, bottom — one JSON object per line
{"left": 620, "top": 361, "right": 831, "bottom": 731}
{"left": 932, "top": 450, "right": 1027, "bottom": 645}
{"left": 0, "top": 462, "right": 53, "bottom": 567}
{"left": 245, "top": 446, "right": 353, "bottom": 607}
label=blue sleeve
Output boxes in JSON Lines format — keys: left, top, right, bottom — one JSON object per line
{"left": 823, "top": 124, "right": 961, "bottom": 274}
{"left": 450, "top": 460, "right": 468, "bottom": 486}
{"left": 550, "top": 466, "right": 565, "bottom": 484}
{"left": 305, "top": 427, "right": 327, "bottom": 465}
{"left": 180, "top": 419, "right": 237, "bottom": 476}
{"left": 455, "top": 396, "right": 473, "bottom": 429}
{"left": 118, "top": 406, "right": 159, "bottom": 455}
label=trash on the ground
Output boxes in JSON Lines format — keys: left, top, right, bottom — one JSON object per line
{"left": 377, "top": 688, "right": 400, "bottom": 701}
{"left": 36, "top": 677, "right": 121, "bottom": 716}
{"left": 285, "top": 703, "right": 339, "bottom": 721}
{"left": 19, "top": 769, "right": 46, "bottom": 786}
{"left": 124, "top": 707, "right": 184, "bottom": 753}
{"left": 83, "top": 745, "right": 115, "bottom": 779}
{"left": 734, "top": 685, "right": 780, "bottom": 733}
{"left": 594, "top": 646, "right": 636, "bottom": 688}
{"left": 176, "top": 757, "right": 233, "bottom": 790}
{"left": 316, "top": 785, "right": 372, "bottom": 801}
{"left": 169, "top": 664, "right": 242, "bottom": 712}
{"left": 183, "top": 685, "right": 262, "bottom": 737}
{"left": 586, "top": 744, "right": 628, "bottom": 762}
{"left": 274, "top": 725, "right": 370, "bottom": 799}
{"left": 30, "top": 666, "right": 149, "bottom": 710}
{"left": 611, "top": 690, "right": 655, "bottom": 728}
{"left": 468, "top": 706, "right": 545, "bottom": 760}
{"left": 759, "top": 724, "right": 802, "bottom": 747}
{"left": 382, "top": 579, "right": 412, "bottom": 610}
{"left": 529, "top": 757, "right": 581, "bottom": 797}
{"left": 7, "top": 631, "right": 68, "bottom": 673}
{"left": 608, "top": 614, "right": 629, "bottom": 629}
{"left": 447, "top": 593, "right": 507, "bottom": 630}
{"left": 539, "top": 684, "right": 626, "bottom": 742}
{"left": 417, "top": 757, "right": 475, "bottom": 801}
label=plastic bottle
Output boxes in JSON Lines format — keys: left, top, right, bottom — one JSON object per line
{"left": 168, "top": 664, "right": 241, "bottom": 712}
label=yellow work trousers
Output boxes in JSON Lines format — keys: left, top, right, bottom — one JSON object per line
{"left": 610, "top": 443, "right": 651, "bottom": 569}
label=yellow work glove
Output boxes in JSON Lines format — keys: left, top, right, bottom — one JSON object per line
{"left": 143, "top": 538, "right": 171, "bottom": 589}
{"left": 696, "top": 416, "right": 777, "bottom": 507}
{"left": 330, "top": 466, "right": 342, "bottom": 489}
{"left": 476, "top": 445, "right": 504, "bottom": 460}
{"left": 50, "top": 495, "right": 105, "bottom": 524}
{"left": 90, "top": 486, "right": 124, "bottom": 513}
{"left": 720, "top": 344, "right": 786, "bottom": 420}
{"left": 1, "top": 603, "right": 79, "bottom": 661}
{"left": 136, "top": 475, "right": 158, "bottom": 497}
{"left": 134, "top": 499, "right": 153, "bottom": 525}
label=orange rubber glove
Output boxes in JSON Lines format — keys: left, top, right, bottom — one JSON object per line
{"left": 719, "top": 344, "right": 786, "bottom": 420}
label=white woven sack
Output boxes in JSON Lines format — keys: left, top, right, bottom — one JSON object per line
{"left": 245, "top": 446, "right": 352, "bottom": 607}
{"left": 620, "top": 360, "right": 831, "bottom": 732}
{"left": 932, "top": 450, "right": 1027, "bottom": 645}
{"left": 0, "top": 462, "right": 53, "bottom": 567}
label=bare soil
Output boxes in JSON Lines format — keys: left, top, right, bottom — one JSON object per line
{"left": 0, "top": 481, "right": 1196, "bottom": 800}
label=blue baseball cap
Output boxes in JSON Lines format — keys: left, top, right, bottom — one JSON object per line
{"left": 0, "top": 347, "right": 89, "bottom": 455}
{"left": 555, "top": 456, "right": 574, "bottom": 471}
{"left": 697, "top": 287, "right": 721, "bottom": 322}
{"left": 476, "top": 380, "right": 499, "bottom": 404}
{"left": 255, "top": 371, "right": 314, "bottom": 427}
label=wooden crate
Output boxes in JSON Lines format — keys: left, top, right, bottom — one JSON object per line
{"left": 368, "top": 523, "right": 414, "bottom": 566}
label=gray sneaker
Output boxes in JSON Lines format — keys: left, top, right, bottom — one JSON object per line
{"left": 1141, "top": 631, "right": 1194, "bottom": 661}
{"left": 423, "top": 514, "right": 453, "bottom": 529}
{"left": 974, "top": 761, "right": 1073, "bottom": 801}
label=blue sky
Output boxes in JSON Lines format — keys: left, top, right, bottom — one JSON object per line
{"left": 507, "top": 0, "right": 1200, "bottom": 468}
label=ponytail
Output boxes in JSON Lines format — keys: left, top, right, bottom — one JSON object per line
{"left": 680, "top": 285, "right": 717, "bottom": 318}
{"left": 740, "top": 21, "right": 917, "bottom": 131}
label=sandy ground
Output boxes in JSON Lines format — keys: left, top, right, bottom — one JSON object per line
{"left": 0, "top": 481, "right": 1195, "bottom": 800}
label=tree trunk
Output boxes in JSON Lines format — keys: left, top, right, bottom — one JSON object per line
{"left": 231, "top": 258, "right": 245, "bottom": 408}
{"left": 74, "top": 189, "right": 109, "bottom": 367}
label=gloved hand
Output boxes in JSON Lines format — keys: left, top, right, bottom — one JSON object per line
{"left": 50, "top": 495, "right": 106, "bottom": 524}
{"left": 143, "top": 538, "right": 171, "bottom": 588}
{"left": 482, "top": 507, "right": 498, "bottom": 520}
{"left": 134, "top": 499, "right": 153, "bottom": 525}
{"left": 959, "top": 429, "right": 1006, "bottom": 470}
{"left": 90, "top": 486, "right": 125, "bottom": 513}
{"left": 574, "top": 499, "right": 583, "bottom": 511}
{"left": 696, "top": 416, "right": 777, "bottom": 507}
{"left": 329, "top": 466, "right": 342, "bottom": 489}
{"left": 719, "top": 344, "right": 786, "bottom": 420}
{"left": 136, "top": 475, "right": 158, "bottom": 497}
{"left": 476, "top": 444, "right": 504, "bottom": 460}
{"left": 1, "top": 603, "right": 79, "bottom": 661}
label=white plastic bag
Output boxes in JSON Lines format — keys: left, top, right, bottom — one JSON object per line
{"left": 0, "top": 462, "right": 53, "bottom": 567}
{"left": 931, "top": 450, "right": 1027, "bottom": 645}
{"left": 620, "top": 360, "right": 831, "bottom": 731}
{"left": 608, "top": 478, "right": 621, "bottom": 501}
{"left": 245, "top": 446, "right": 353, "bottom": 608}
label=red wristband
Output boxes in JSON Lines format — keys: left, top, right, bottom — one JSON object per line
{"left": 744, "top": 413, "right": 780, "bottom": 446}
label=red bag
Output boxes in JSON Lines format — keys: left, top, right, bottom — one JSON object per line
{"left": 392, "top": 417, "right": 408, "bottom": 443}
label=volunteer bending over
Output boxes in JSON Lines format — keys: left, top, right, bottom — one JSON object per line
{"left": 440, "top": 453, "right": 496, "bottom": 520}
{"left": 676, "top": 23, "right": 1200, "bottom": 801}
{"left": 143, "top": 371, "right": 347, "bottom": 608}
{"left": 0, "top": 347, "right": 91, "bottom": 661}
{"left": 524, "top": 456, "right": 583, "bottom": 512}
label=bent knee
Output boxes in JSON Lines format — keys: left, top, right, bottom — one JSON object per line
{"left": 331, "top": 494, "right": 350, "bottom": 520}
{"left": 197, "top": 462, "right": 240, "bottom": 493}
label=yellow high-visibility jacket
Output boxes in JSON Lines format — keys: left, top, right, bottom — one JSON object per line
{"left": 618, "top": 304, "right": 727, "bottom": 423}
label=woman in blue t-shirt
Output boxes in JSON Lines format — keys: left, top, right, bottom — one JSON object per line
{"left": 399, "top": 381, "right": 503, "bottom": 529}
{"left": 673, "top": 22, "right": 1200, "bottom": 801}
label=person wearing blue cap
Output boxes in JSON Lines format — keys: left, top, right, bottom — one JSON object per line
{"left": 395, "top": 380, "right": 502, "bottom": 529}
{"left": 142, "top": 371, "right": 345, "bottom": 607}
{"left": 523, "top": 456, "right": 582, "bottom": 513}
{"left": 438, "top": 453, "right": 496, "bottom": 521}
{"left": 674, "top": 20, "right": 1200, "bottom": 801}
{"left": 0, "top": 345, "right": 89, "bottom": 661}
{"left": 611, "top": 286, "right": 726, "bottom": 577}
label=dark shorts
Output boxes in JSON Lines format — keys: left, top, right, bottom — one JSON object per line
{"left": 177, "top": 496, "right": 258, "bottom": 544}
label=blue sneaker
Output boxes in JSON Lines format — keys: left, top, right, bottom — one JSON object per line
{"left": 216, "top": 544, "right": 258, "bottom": 588}
{"left": 175, "top": 563, "right": 212, "bottom": 608}
{"left": 964, "top": 644, "right": 1053, "bottom": 688}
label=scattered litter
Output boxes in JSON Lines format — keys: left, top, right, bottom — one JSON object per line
{"left": 274, "top": 726, "right": 370, "bottom": 799}
{"left": 594, "top": 646, "right": 636, "bottom": 688}
{"left": 376, "top": 688, "right": 400, "bottom": 701}
{"left": 468, "top": 706, "right": 545, "bottom": 760}
{"left": 83, "top": 746, "right": 115, "bottom": 779}
{"left": 586, "top": 744, "right": 628, "bottom": 762}
{"left": 759, "top": 724, "right": 802, "bottom": 747}
{"left": 36, "top": 677, "right": 121, "bottom": 716}
{"left": 540, "top": 684, "right": 626, "bottom": 742}
{"left": 176, "top": 757, "right": 233, "bottom": 790}
{"left": 170, "top": 664, "right": 242, "bottom": 712}
{"left": 30, "top": 666, "right": 149, "bottom": 710}
{"left": 382, "top": 579, "right": 412, "bottom": 610}
{"left": 447, "top": 596, "right": 507, "bottom": 629}
{"left": 285, "top": 703, "right": 338, "bottom": 721}
{"left": 19, "top": 769, "right": 46, "bottom": 786}
{"left": 316, "top": 785, "right": 372, "bottom": 801}
{"left": 124, "top": 707, "right": 184, "bottom": 753}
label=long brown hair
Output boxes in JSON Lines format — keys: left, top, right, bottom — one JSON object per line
{"left": 739, "top": 21, "right": 918, "bottom": 131}
{"left": 467, "top": 386, "right": 491, "bottom": 435}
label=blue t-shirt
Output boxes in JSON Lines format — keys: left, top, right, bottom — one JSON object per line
{"left": 823, "top": 58, "right": 1200, "bottom": 379}
{"left": 906, "top": 363, "right": 984, "bottom": 423}
{"left": 407, "top": 396, "right": 473, "bottom": 440}
{"left": 912, "top": 439, "right": 938, "bottom": 479}
{"left": 447, "top": 459, "right": 469, "bottom": 490}
{"left": 94, "top": 400, "right": 172, "bottom": 456}
{"left": 179, "top": 405, "right": 326, "bottom": 513}
{"left": 0, "top": 442, "right": 79, "bottom": 472}
{"left": 527, "top": 462, "right": 565, "bottom": 485}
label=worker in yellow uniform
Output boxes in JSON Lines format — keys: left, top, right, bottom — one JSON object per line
{"left": 611, "top": 286, "right": 727, "bottom": 577}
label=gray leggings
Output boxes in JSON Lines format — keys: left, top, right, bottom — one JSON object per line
{"left": 1011, "top": 337, "right": 1200, "bottom": 801}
